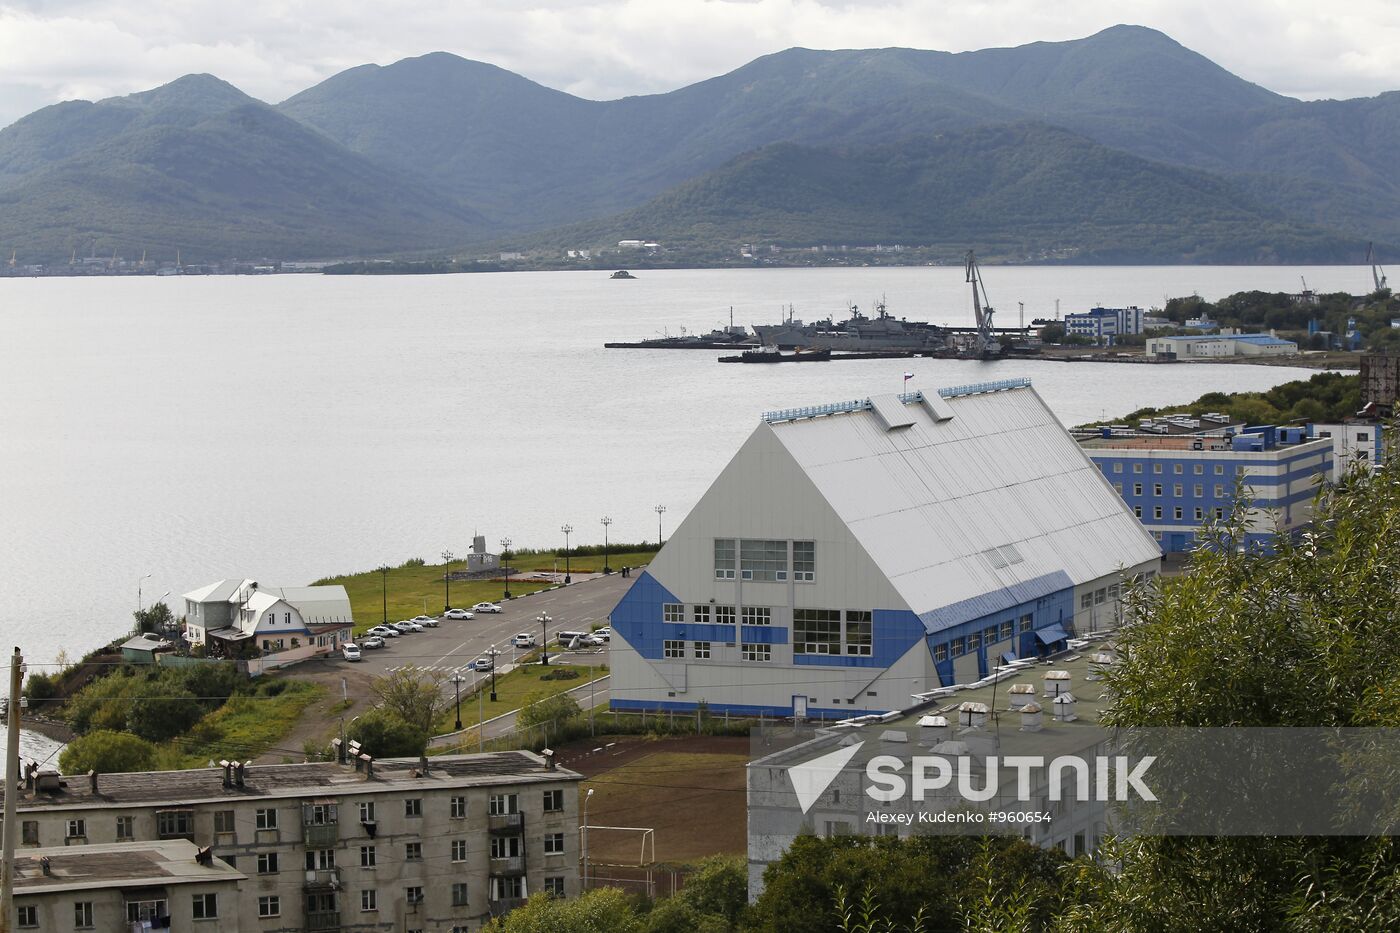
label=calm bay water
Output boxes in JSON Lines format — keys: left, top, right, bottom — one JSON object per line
{"left": 0, "top": 265, "right": 1363, "bottom": 681}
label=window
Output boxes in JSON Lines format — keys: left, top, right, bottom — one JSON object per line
{"left": 156, "top": 810, "right": 193, "bottom": 839}
{"left": 1171, "top": 484, "right": 1181, "bottom": 497}
{"left": 933, "top": 644, "right": 948, "bottom": 662}
{"left": 1113, "top": 462, "right": 1123, "bottom": 473}
{"left": 192, "top": 893, "right": 218, "bottom": 920}
{"left": 967, "top": 631, "right": 981, "bottom": 650}
{"left": 662, "top": 603, "right": 684, "bottom": 623}
{"left": 361, "top": 889, "right": 378, "bottom": 911}
{"left": 793, "top": 541, "right": 815, "bottom": 581}
{"left": 740, "top": 539, "right": 788, "bottom": 581}
{"left": 255, "top": 808, "right": 278, "bottom": 830}
{"left": 1133, "top": 463, "right": 1142, "bottom": 473}
{"left": 258, "top": 896, "right": 280, "bottom": 918}
{"left": 1214, "top": 484, "right": 1225, "bottom": 497}
{"left": 1108, "top": 584, "right": 1120, "bottom": 600}
{"left": 1215, "top": 465, "right": 1224, "bottom": 475}
{"left": 793, "top": 608, "right": 840, "bottom": 654}
{"left": 452, "top": 883, "right": 470, "bottom": 907}
{"left": 1215, "top": 508, "right": 1225, "bottom": 519}
{"left": 741, "top": 606, "right": 771, "bottom": 625}
{"left": 1080, "top": 593, "right": 1093, "bottom": 609}
{"left": 663, "top": 640, "right": 685, "bottom": 658}
{"left": 1194, "top": 484, "right": 1203, "bottom": 497}
{"left": 846, "top": 611, "right": 873, "bottom": 656}
{"left": 450, "top": 795, "right": 466, "bottom": 819}
{"left": 1153, "top": 483, "right": 1163, "bottom": 496}
{"left": 1194, "top": 507, "right": 1204, "bottom": 520}
{"left": 1236, "top": 466, "right": 1246, "bottom": 476}
{"left": 715, "top": 606, "right": 735, "bottom": 625}
{"left": 257, "top": 852, "right": 280, "bottom": 874}
{"left": 74, "top": 901, "right": 94, "bottom": 928}
{"left": 493, "top": 876, "right": 525, "bottom": 900}
{"left": 1358, "top": 432, "right": 1370, "bottom": 442}
{"left": 693, "top": 641, "right": 711, "bottom": 659}
{"left": 741, "top": 643, "right": 772, "bottom": 662}
{"left": 1153, "top": 464, "right": 1163, "bottom": 474}
{"left": 714, "top": 538, "right": 736, "bottom": 579}
{"left": 306, "top": 848, "right": 335, "bottom": 870}
{"left": 543, "top": 789, "right": 564, "bottom": 812}
{"left": 1095, "top": 588, "right": 1107, "bottom": 605}
{"left": 1174, "top": 507, "right": 1184, "bottom": 520}
{"left": 1134, "top": 506, "right": 1142, "bottom": 518}
{"left": 406, "top": 887, "right": 424, "bottom": 906}
{"left": 1113, "top": 482, "right": 1123, "bottom": 493}
{"left": 66, "top": 818, "right": 86, "bottom": 839}
{"left": 213, "top": 810, "right": 234, "bottom": 834}
{"left": 404, "top": 798, "right": 422, "bottom": 818}
{"left": 1154, "top": 507, "right": 1163, "bottom": 519}
{"left": 1133, "top": 483, "right": 1142, "bottom": 496}
{"left": 360, "top": 845, "right": 376, "bottom": 868}
{"left": 544, "top": 832, "right": 565, "bottom": 854}
{"left": 17, "top": 905, "right": 37, "bottom": 928}
{"left": 358, "top": 801, "right": 375, "bottom": 823}
{"left": 691, "top": 605, "right": 710, "bottom": 624}
{"left": 491, "top": 836, "right": 522, "bottom": 859}
{"left": 1019, "top": 614, "right": 1033, "bottom": 633}
{"left": 999, "top": 621, "right": 1014, "bottom": 641}
{"left": 451, "top": 839, "right": 468, "bottom": 862}
{"left": 1194, "top": 464, "right": 1204, "bottom": 474}
{"left": 546, "top": 876, "right": 567, "bottom": 896}
{"left": 405, "top": 842, "right": 422, "bottom": 861}
{"left": 116, "top": 816, "right": 134, "bottom": 840}
{"left": 951, "top": 637, "right": 965, "bottom": 655}
{"left": 488, "top": 794, "right": 519, "bottom": 816}
{"left": 1174, "top": 464, "right": 1183, "bottom": 474}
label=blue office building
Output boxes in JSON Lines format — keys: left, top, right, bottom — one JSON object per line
{"left": 1064, "top": 306, "right": 1145, "bottom": 344}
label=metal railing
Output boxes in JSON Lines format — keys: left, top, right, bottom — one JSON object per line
{"left": 937, "top": 377, "right": 1032, "bottom": 398}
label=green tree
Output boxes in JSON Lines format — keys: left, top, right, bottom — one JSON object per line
{"left": 516, "top": 691, "right": 582, "bottom": 732}
{"left": 484, "top": 887, "right": 644, "bottom": 933}
{"left": 347, "top": 707, "right": 429, "bottom": 758}
{"left": 370, "top": 667, "right": 448, "bottom": 738}
{"left": 22, "top": 671, "right": 57, "bottom": 703}
{"left": 132, "top": 602, "right": 176, "bottom": 635}
{"left": 124, "top": 679, "right": 203, "bottom": 742}
{"left": 58, "top": 729, "right": 157, "bottom": 774}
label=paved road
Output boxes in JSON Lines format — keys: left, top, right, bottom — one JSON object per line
{"left": 349, "top": 571, "right": 636, "bottom": 679}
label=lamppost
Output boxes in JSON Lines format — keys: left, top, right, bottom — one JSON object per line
{"left": 500, "top": 537, "right": 512, "bottom": 600}
{"left": 377, "top": 565, "right": 390, "bottom": 625}
{"left": 582, "top": 787, "right": 595, "bottom": 890}
{"left": 137, "top": 572, "right": 152, "bottom": 612}
{"left": 654, "top": 504, "right": 667, "bottom": 549}
{"left": 600, "top": 516, "right": 612, "bottom": 574}
{"left": 489, "top": 651, "right": 498, "bottom": 702}
{"left": 537, "top": 613, "right": 551, "bottom": 665}
{"left": 450, "top": 672, "right": 465, "bottom": 731}
{"left": 441, "top": 549, "right": 454, "bottom": 612}
{"left": 560, "top": 524, "right": 573, "bottom": 585}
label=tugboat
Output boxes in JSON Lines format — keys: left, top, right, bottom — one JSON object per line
{"left": 610, "top": 270, "right": 636, "bottom": 279}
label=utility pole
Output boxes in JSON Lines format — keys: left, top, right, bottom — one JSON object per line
{"left": 2, "top": 647, "right": 26, "bottom": 933}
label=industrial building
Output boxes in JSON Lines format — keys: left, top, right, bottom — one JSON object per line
{"left": 608, "top": 378, "right": 1161, "bottom": 719}
{"left": 1145, "top": 333, "right": 1298, "bottom": 359}
{"left": 1063, "top": 306, "right": 1144, "bottom": 344}
{"left": 1308, "top": 421, "right": 1385, "bottom": 481}
{"left": 1080, "top": 426, "right": 1332, "bottom": 552}
{"left": 2, "top": 750, "right": 581, "bottom": 931}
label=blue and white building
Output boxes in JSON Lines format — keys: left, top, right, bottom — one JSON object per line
{"left": 607, "top": 379, "right": 1161, "bottom": 719}
{"left": 1064, "top": 306, "right": 1145, "bottom": 344}
{"left": 1081, "top": 427, "right": 1333, "bottom": 553}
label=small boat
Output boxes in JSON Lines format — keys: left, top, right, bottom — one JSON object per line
{"left": 610, "top": 270, "right": 636, "bottom": 279}
{"left": 722, "top": 346, "right": 833, "bottom": 364}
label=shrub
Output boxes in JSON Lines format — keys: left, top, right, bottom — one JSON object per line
{"left": 58, "top": 730, "right": 157, "bottom": 775}
{"left": 124, "top": 680, "right": 203, "bottom": 743}
{"left": 22, "top": 672, "right": 57, "bottom": 702}
{"left": 348, "top": 708, "right": 429, "bottom": 758}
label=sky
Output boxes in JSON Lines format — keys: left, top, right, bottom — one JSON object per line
{"left": 1, "top": 0, "right": 1398, "bottom": 128}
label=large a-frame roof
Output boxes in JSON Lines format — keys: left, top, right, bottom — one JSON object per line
{"left": 762, "top": 380, "right": 1161, "bottom": 631}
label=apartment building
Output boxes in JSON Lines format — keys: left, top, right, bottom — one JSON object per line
{"left": 3, "top": 750, "right": 582, "bottom": 932}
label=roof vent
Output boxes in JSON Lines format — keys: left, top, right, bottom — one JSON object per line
{"left": 1086, "top": 653, "right": 1116, "bottom": 682}
{"left": 958, "top": 701, "right": 989, "bottom": 729}
{"left": 919, "top": 392, "right": 955, "bottom": 422}
{"left": 879, "top": 730, "right": 909, "bottom": 743}
{"left": 1007, "top": 683, "right": 1036, "bottom": 708}
{"left": 1042, "top": 670, "right": 1071, "bottom": 698}
{"left": 1052, "top": 693, "right": 1078, "bottom": 722}
{"left": 869, "top": 393, "right": 916, "bottom": 431}
{"left": 35, "top": 771, "right": 63, "bottom": 794}
{"left": 1020, "top": 701, "right": 1044, "bottom": 733}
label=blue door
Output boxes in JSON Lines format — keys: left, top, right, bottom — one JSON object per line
{"left": 1168, "top": 533, "right": 1187, "bottom": 552}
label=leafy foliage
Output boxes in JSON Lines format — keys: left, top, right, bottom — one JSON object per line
{"left": 370, "top": 667, "right": 449, "bottom": 740}
{"left": 58, "top": 729, "right": 158, "bottom": 774}
{"left": 1096, "top": 372, "right": 1361, "bottom": 428}
{"left": 516, "top": 690, "right": 582, "bottom": 731}
{"left": 347, "top": 707, "right": 429, "bottom": 758}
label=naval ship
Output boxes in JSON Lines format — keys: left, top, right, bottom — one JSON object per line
{"left": 751, "top": 299, "right": 951, "bottom": 352}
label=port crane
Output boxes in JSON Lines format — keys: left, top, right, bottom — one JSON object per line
{"left": 964, "top": 250, "right": 1001, "bottom": 357}
{"left": 1367, "top": 242, "right": 1389, "bottom": 292}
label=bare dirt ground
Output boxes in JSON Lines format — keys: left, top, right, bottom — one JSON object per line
{"left": 254, "top": 658, "right": 378, "bottom": 763}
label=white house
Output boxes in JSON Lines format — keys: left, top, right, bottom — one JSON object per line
{"left": 607, "top": 378, "right": 1161, "bottom": 719}
{"left": 183, "top": 579, "right": 354, "bottom": 657}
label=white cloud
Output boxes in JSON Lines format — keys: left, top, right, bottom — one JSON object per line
{"left": 0, "top": 0, "right": 1397, "bottom": 127}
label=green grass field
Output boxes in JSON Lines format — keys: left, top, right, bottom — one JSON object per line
{"left": 155, "top": 679, "right": 325, "bottom": 769}
{"left": 316, "top": 549, "right": 656, "bottom": 634}
{"left": 432, "top": 660, "right": 609, "bottom": 738}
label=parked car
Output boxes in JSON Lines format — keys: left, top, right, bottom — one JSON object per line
{"left": 411, "top": 615, "right": 439, "bottom": 627}
{"left": 471, "top": 656, "right": 495, "bottom": 671}
{"left": 360, "top": 635, "right": 385, "bottom": 649}
{"left": 592, "top": 627, "right": 612, "bottom": 642}
{"left": 393, "top": 620, "right": 423, "bottom": 633}
{"left": 512, "top": 633, "right": 537, "bottom": 648}
{"left": 341, "top": 643, "right": 362, "bottom": 661}
{"left": 472, "top": 602, "right": 503, "bottom": 613}
{"left": 444, "top": 608, "right": 475, "bottom": 620}
{"left": 367, "top": 625, "right": 400, "bottom": 638}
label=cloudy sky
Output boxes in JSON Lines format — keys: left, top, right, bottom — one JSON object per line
{"left": 2, "top": 0, "right": 1397, "bottom": 128}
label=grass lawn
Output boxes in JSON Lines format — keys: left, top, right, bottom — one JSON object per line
{"left": 157, "top": 680, "right": 325, "bottom": 768}
{"left": 432, "top": 660, "right": 609, "bottom": 737}
{"left": 316, "top": 550, "right": 657, "bottom": 634}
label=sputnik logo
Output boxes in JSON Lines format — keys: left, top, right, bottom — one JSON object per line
{"left": 788, "top": 741, "right": 865, "bottom": 813}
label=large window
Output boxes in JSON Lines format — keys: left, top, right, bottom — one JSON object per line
{"left": 741, "top": 606, "right": 771, "bottom": 625}
{"left": 258, "top": 896, "right": 280, "bottom": 918}
{"left": 845, "top": 611, "right": 872, "bottom": 656}
{"left": 793, "top": 609, "right": 841, "bottom": 655}
{"left": 543, "top": 789, "right": 564, "bottom": 812}
{"left": 257, "top": 853, "right": 280, "bottom": 874}
{"left": 715, "top": 605, "right": 735, "bottom": 625}
{"left": 714, "top": 539, "right": 736, "bottom": 579}
{"left": 692, "top": 605, "right": 710, "bottom": 624}
{"left": 793, "top": 541, "right": 815, "bottom": 581}
{"left": 740, "top": 539, "right": 788, "bottom": 581}
{"left": 156, "top": 810, "right": 193, "bottom": 839}
{"left": 693, "top": 641, "right": 711, "bottom": 659}
{"left": 662, "top": 603, "right": 684, "bottom": 623}
{"left": 192, "top": 893, "right": 218, "bottom": 920}
{"left": 126, "top": 899, "right": 167, "bottom": 923}
{"left": 255, "top": 808, "right": 278, "bottom": 830}
{"left": 999, "top": 620, "right": 1014, "bottom": 641}
{"left": 741, "top": 643, "right": 772, "bottom": 662}
{"left": 663, "top": 640, "right": 685, "bottom": 658}
{"left": 489, "top": 794, "right": 518, "bottom": 816}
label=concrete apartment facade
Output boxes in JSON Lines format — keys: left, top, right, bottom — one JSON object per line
{"left": 608, "top": 379, "right": 1161, "bottom": 719}
{"left": 3, "top": 751, "right": 581, "bottom": 932}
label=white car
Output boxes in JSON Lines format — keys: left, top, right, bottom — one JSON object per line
{"left": 471, "top": 656, "right": 495, "bottom": 671}
{"left": 367, "top": 625, "right": 400, "bottom": 638}
{"left": 414, "top": 616, "right": 440, "bottom": 628}
{"left": 512, "top": 633, "right": 537, "bottom": 648}
{"left": 359, "top": 636, "right": 385, "bottom": 649}
{"left": 341, "top": 643, "right": 362, "bottom": 661}
{"left": 393, "top": 620, "right": 424, "bottom": 633}
{"left": 592, "top": 627, "right": 612, "bottom": 642}
{"left": 444, "top": 608, "right": 474, "bottom": 620}
{"left": 472, "top": 602, "right": 503, "bottom": 613}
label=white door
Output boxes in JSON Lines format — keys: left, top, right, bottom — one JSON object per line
{"left": 792, "top": 695, "right": 809, "bottom": 720}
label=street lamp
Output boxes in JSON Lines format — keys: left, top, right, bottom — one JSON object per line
{"left": 601, "top": 516, "right": 612, "bottom": 574}
{"left": 654, "top": 504, "right": 667, "bottom": 549}
{"left": 441, "top": 549, "right": 454, "bottom": 612}
{"left": 500, "top": 537, "right": 512, "bottom": 600}
{"left": 137, "top": 572, "right": 152, "bottom": 612}
{"left": 490, "top": 651, "right": 498, "bottom": 702}
{"left": 377, "top": 565, "right": 390, "bottom": 625}
{"left": 450, "top": 672, "right": 465, "bottom": 731}
{"left": 583, "top": 787, "right": 595, "bottom": 890}
{"left": 538, "top": 613, "right": 551, "bottom": 666}
{"left": 561, "top": 524, "right": 573, "bottom": 585}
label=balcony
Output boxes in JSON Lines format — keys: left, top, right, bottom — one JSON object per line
{"left": 489, "top": 855, "right": 526, "bottom": 876}
{"left": 303, "top": 822, "right": 339, "bottom": 848}
{"left": 303, "top": 868, "right": 340, "bottom": 891}
{"left": 488, "top": 897, "right": 527, "bottom": 917}
{"left": 487, "top": 812, "right": 523, "bottom": 834}
{"left": 305, "top": 910, "right": 340, "bottom": 931}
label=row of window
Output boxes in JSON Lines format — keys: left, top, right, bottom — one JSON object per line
{"left": 663, "top": 603, "right": 773, "bottom": 625}
{"left": 793, "top": 609, "right": 872, "bottom": 656}
{"left": 1079, "top": 585, "right": 1121, "bottom": 610}
{"left": 301, "top": 831, "right": 567, "bottom": 873}
{"left": 1133, "top": 505, "right": 1225, "bottom": 522}
{"left": 932, "top": 615, "right": 1028, "bottom": 662}
{"left": 1108, "top": 462, "right": 1239, "bottom": 476}
{"left": 713, "top": 538, "right": 816, "bottom": 582}
{"left": 16, "top": 893, "right": 221, "bottom": 929}
{"left": 1115, "top": 482, "right": 1235, "bottom": 499}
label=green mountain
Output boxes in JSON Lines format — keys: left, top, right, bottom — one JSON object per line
{"left": 519, "top": 124, "right": 1365, "bottom": 263}
{"left": 0, "top": 84, "right": 486, "bottom": 262}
